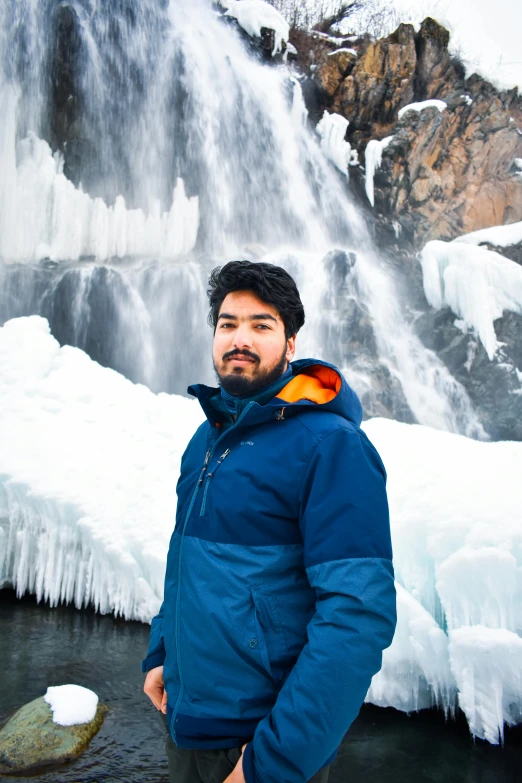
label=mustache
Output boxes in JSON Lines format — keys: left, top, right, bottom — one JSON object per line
{"left": 222, "top": 349, "right": 260, "bottom": 363}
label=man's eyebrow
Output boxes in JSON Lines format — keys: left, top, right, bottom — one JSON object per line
{"left": 217, "top": 313, "right": 237, "bottom": 321}
{"left": 217, "top": 312, "right": 278, "bottom": 323}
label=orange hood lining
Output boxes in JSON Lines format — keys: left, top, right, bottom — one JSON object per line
{"left": 275, "top": 365, "right": 341, "bottom": 405}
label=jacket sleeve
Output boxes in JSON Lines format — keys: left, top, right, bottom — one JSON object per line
{"left": 242, "top": 425, "right": 397, "bottom": 783}
{"left": 141, "top": 602, "right": 166, "bottom": 673}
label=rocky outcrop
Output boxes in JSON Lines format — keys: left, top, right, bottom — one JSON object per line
{"left": 310, "top": 18, "right": 522, "bottom": 247}
{"left": 414, "top": 307, "right": 522, "bottom": 441}
{"left": 0, "top": 696, "right": 106, "bottom": 774}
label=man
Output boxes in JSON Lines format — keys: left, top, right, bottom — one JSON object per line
{"left": 142, "top": 260, "right": 396, "bottom": 783}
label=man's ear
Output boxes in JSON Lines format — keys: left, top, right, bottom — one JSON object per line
{"left": 286, "top": 334, "right": 296, "bottom": 363}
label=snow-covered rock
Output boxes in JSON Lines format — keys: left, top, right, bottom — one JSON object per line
{"left": 454, "top": 220, "right": 522, "bottom": 249}
{"left": 398, "top": 99, "right": 447, "bottom": 120}
{"left": 1, "top": 316, "right": 522, "bottom": 742}
{"left": 223, "top": 0, "right": 289, "bottom": 56}
{"left": 44, "top": 685, "right": 98, "bottom": 726}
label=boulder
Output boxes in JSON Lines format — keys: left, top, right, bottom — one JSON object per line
{"left": 0, "top": 696, "right": 106, "bottom": 775}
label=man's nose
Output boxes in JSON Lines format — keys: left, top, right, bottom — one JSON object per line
{"left": 232, "top": 324, "right": 252, "bottom": 348}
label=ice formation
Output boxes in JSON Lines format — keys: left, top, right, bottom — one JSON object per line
{"left": 1, "top": 317, "right": 521, "bottom": 743}
{"left": 316, "top": 111, "right": 358, "bottom": 176}
{"left": 364, "top": 136, "right": 393, "bottom": 207}
{"left": 398, "top": 99, "right": 447, "bottom": 120}
{"left": 420, "top": 239, "right": 522, "bottom": 359}
{"left": 223, "top": 0, "right": 289, "bottom": 55}
{"left": 0, "top": 88, "right": 199, "bottom": 264}
{"left": 0, "top": 316, "right": 204, "bottom": 620}
{"left": 44, "top": 685, "right": 99, "bottom": 726}
{"left": 454, "top": 219, "right": 522, "bottom": 248}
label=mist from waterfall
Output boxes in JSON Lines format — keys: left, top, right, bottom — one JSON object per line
{"left": 0, "top": 0, "right": 485, "bottom": 437}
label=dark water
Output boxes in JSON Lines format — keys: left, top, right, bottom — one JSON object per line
{"left": 0, "top": 591, "right": 520, "bottom": 783}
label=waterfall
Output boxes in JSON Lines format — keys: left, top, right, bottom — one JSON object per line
{"left": 0, "top": 0, "right": 485, "bottom": 436}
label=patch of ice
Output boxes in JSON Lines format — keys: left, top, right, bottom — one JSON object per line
{"left": 0, "top": 88, "right": 199, "bottom": 264}
{"left": 364, "top": 136, "right": 394, "bottom": 207}
{"left": 454, "top": 220, "right": 522, "bottom": 248}
{"left": 44, "top": 685, "right": 98, "bottom": 726}
{"left": 316, "top": 111, "right": 358, "bottom": 177}
{"left": 419, "top": 239, "right": 522, "bottom": 359}
{"left": 398, "top": 100, "right": 447, "bottom": 120}
{"left": 224, "top": 0, "right": 289, "bottom": 55}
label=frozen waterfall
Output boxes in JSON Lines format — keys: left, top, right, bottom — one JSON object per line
{"left": 0, "top": 0, "right": 484, "bottom": 434}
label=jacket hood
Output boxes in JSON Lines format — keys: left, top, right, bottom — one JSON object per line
{"left": 189, "top": 358, "right": 362, "bottom": 428}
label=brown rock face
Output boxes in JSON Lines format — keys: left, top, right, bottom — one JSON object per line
{"left": 312, "top": 17, "right": 522, "bottom": 246}
{"left": 333, "top": 24, "right": 417, "bottom": 145}
{"left": 376, "top": 86, "right": 522, "bottom": 244}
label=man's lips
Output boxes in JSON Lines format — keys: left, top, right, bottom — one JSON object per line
{"left": 224, "top": 352, "right": 259, "bottom": 364}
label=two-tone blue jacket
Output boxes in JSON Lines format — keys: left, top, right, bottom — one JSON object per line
{"left": 142, "top": 359, "right": 397, "bottom": 783}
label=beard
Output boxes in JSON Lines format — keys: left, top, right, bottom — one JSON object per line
{"left": 214, "top": 346, "right": 288, "bottom": 396}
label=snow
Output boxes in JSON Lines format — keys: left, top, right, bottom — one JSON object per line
{"left": 44, "top": 685, "right": 98, "bottom": 726}
{"left": 454, "top": 220, "right": 522, "bottom": 249}
{"left": 0, "top": 86, "right": 199, "bottom": 264}
{"left": 420, "top": 239, "right": 522, "bottom": 359}
{"left": 223, "top": 1, "right": 289, "bottom": 56}
{"left": 398, "top": 100, "right": 447, "bottom": 121}
{"left": 364, "top": 417, "right": 522, "bottom": 743}
{"left": 0, "top": 316, "right": 204, "bottom": 620}
{"left": 1, "top": 317, "right": 522, "bottom": 742}
{"left": 316, "top": 111, "right": 358, "bottom": 177}
{"left": 460, "top": 94, "right": 473, "bottom": 106}
{"left": 327, "top": 48, "right": 357, "bottom": 57}
{"left": 388, "top": 0, "right": 522, "bottom": 90}
{"left": 364, "top": 136, "right": 393, "bottom": 207}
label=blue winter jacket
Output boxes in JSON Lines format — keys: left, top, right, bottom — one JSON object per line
{"left": 142, "top": 359, "right": 396, "bottom": 783}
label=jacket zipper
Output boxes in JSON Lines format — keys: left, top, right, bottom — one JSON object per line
{"left": 170, "top": 401, "right": 255, "bottom": 734}
{"left": 199, "top": 448, "right": 230, "bottom": 516}
{"left": 170, "top": 449, "right": 210, "bottom": 732}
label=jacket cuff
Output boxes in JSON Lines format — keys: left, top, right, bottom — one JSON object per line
{"left": 140, "top": 651, "right": 166, "bottom": 673}
{"left": 242, "top": 742, "right": 257, "bottom": 783}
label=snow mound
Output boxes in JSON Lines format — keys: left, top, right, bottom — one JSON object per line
{"left": 420, "top": 239, "right": 522, "bottom": 359}
{"left": 454, "top": 220, "right": 522, "bottom": 249}
{"left": 0, "top": 316, "right": 204, "bottom": 620}
{"left": 316, "top": 111, "right": 358, "bottom": 176}
{"left": 398, "top": 100, "right": 447, "bottom": 120}
{"left": 365, "top": 136, "right": 393, "bottom": 207}
{"left": 44, "top": 685, "right": 98, "bottom": 726}
{"left": 224, "top": 1, "right": 289, "bottom": 56}
{"left": 364, "top": 417, "right": 522, "bottom": 743}
{"left": 0, "top": 87, "right": 199, "bottom": 264}
{"left": 1, "top": 317, "right": 522, "bottom": 742}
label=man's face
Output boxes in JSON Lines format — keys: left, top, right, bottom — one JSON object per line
{"left": 213, "top": 290, "right": 296, "bottom": 396}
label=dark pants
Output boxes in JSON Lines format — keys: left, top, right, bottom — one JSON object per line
{"left": 166, "top": 732, "right": 330, "bottom": 783}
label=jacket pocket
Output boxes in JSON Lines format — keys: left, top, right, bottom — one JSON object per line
{"left": 250, "top": 586, "right": 288, "bottom": 685}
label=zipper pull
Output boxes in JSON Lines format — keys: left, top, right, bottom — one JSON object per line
{"left": 218, "top": 448, "right": 230, "bottom": 462}
{"left": 198, "top": 451, "right": 211, "bottom": 485}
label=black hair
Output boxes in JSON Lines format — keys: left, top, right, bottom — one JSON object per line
{"left": 207, "top": 260, "right": 305, "bottom": 339}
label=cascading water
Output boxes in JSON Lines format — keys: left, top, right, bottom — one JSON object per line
{"left": 0, "top": 0, "right": 485, "bottom": 435}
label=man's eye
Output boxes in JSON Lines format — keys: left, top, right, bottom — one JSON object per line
{"left": 256, "top": 324, "right": 269, "bottom": 329}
